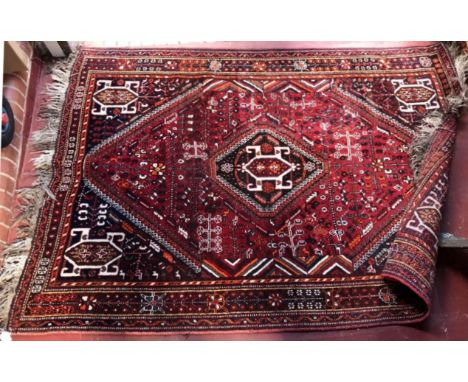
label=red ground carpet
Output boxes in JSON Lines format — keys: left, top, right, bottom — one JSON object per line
{"left": 6, "top": 43, "right": 465, "bottom": 334}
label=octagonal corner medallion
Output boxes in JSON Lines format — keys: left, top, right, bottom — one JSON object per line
{"left": 209, "top": 126, "right": 325, "bottom": 216}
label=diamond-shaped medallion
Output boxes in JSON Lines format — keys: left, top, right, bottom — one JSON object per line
{"left": 210, "top": 127, "right": 325, "bottom": 215}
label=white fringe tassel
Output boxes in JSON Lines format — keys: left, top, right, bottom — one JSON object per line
{"left": 410, "top": 42, "right": 468, "bottom": 177}
{"left": 0, "top": 52, "right": 77, "bottom": 331}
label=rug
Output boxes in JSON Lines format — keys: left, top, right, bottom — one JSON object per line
{"left": 2, "top": 43, "right": 467, "bottom": 335}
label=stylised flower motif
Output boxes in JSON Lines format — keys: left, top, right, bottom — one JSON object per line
{"left": 76, "top": 247, "right": 93, "bottom": 261}
{"left": 221, "top": 163, "right": 234, "bottom": 173}
{"left": 164, "top": 60, "right": 178, "bottom": 70}
{"left": 79, "top": 295, "right": 97, "bottom": 311}
{"left": 339, "top": 59, "right": 351, "bottom": 70}
{"left": 209, "top": 60, "right": 223, "bottom": 72}
{"left": 261, "top": 143, "right": 273, "bottom": 153}
{"left": 305, "top": 288, "right": 320, "bottom": 296}
{"left": 378, "top": 287, "right": 397, "bottom": 305}
{"left": 252, "top": 61, "right": 267, "bottom": 71}
{"left": 140, "top": 293, "right": 166, "bottom": 314}
{"left": 150, "top": 162, "right": 166, "bottom": 176}
{"left": 305, "top": 162, "right": 316, "bottom": 172}
{"left": 267, "top": 293, "right": 283, "bottom": 308}
{"left": 256, "top": 163, "right": 267, "bottom": 172}
{"left": 294, "top": 60, "right": 308, "bottom": 71}
{"left": 419, "top": 56, "right": 432, "bottom": 68}
{"left": 207, "top": 294, "right": 226, "bottom": 312}
{"left": 95, "top": 248, "right": 110, "bottom": 261}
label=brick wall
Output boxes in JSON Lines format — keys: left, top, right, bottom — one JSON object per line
{"left": 0, "top": 42, "right": 33, "bottom": 251}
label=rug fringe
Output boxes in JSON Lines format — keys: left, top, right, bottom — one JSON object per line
{"left": 0, "top": 239, "right": 32, "bottom": 331}
{"left": 410, "top": 42, "right": 468, "bottom": 177}
{"left": 0, "top": 51, "right": 77, "bottom": 331}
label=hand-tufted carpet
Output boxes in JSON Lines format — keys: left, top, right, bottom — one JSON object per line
{"left": 3, "top": 43, "right": 467, "bottom": 335}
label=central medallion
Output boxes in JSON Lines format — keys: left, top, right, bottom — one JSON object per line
{"left": 210, "top": 127, "right": 324, "bottom": 215}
